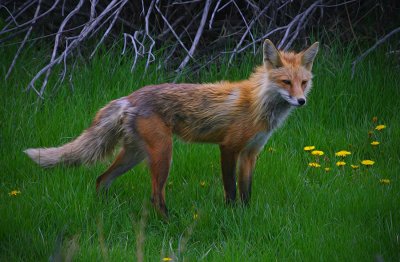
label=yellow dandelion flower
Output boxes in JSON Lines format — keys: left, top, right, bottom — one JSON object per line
{"left": 324, "top": 167, "right": 331, "bottom": 172}
{"left": 372, "top": 116, "right": 378, "bottom": 123}
{"left": 268, "top": 147, "right": 276, "bottom": 153}
{"left": 375, "top": 125, "right": 386, "bottom": 131}
{"left": 379, "top": 179, "right": 390, "bottom": 185}
{"left": 308, "top": 162, "right": 321, "bottom": 168}
{"left": 162, "top": 258, "right": 173, "bottom": 261}
{"left": 193, "top": 213, "right": 199, "bottom": 220}
{"left": 311, "top": 150, "right": 324, "bottom": 156}
{"left": 304, "top": 146, "right": 316, "bottom": 151}
{"left": 200, "top": 181, "right": 206, "bottom": 187}
{"left": 336, "top": 161, "right": 346, "bottom": 167}
{"left": 8, "top": 190, "right": 21, "bottom": 196}
{"left": 361, "top": 160, "right": 375, "bottom": 166}
{"left": 335, "top": 150, "right": 351, "bottom": 157}
{"left": 351, "top": 165, "right": 359, "bottom": 169}
{"left": 370, "top": 141, "right": 380, "bottom": 146}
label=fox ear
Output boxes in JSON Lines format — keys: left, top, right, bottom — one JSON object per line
{"left": 263, "top": 39, "right": 283, "bottom": 69}
{"left": 302, "top": 42, "right": 319, "bottom": 70}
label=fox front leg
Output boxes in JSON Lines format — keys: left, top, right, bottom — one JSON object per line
{"left": 219, "top": 145, "right": 238, "bottom": 204}
{"left": 238, "top": 152, "right": 257, "bottom": 204}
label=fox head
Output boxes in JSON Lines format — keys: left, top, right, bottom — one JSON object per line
{"left": 263, "top": 39, "right": 319, "bottom": 106}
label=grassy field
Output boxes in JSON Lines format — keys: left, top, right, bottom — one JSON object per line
{"left": 1, "top": 43, "right": 399, "bottom": 261}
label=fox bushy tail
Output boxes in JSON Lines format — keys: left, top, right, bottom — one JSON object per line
{"left": 24, "top": 99, "right": 128, "bottom": 168}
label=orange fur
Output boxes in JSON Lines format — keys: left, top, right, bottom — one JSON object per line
{"left": 24, "top": 40, "right": 319, "bottom": 217}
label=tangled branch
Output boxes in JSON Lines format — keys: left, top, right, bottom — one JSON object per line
{"left": 1, "top": 0, "right": 398, "bottom": 97}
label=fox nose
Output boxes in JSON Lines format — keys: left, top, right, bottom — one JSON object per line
{"left": 297, "top": 98, "right": 306, "bottom": 105}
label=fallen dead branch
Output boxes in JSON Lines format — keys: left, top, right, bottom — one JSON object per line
{"left": 0, "top": 0, "right": 398, "bottom": 97}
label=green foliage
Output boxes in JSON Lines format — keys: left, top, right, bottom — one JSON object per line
{"left": 1, "top": 44, "right": 399, "bottom": 261}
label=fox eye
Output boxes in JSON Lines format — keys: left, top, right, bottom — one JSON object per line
{"left": 302, "top": 80, "right": 308, "bottom": 85}
{"left": 282, "top": 80, "right": 291, "bottom": 85}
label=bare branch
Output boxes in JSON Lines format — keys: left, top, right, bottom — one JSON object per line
{"left": 217, "top": 0, "right": 233, "bottom": 12}
{"left": 277, "top": 13, "right": 302, "bottom": 49}
{"left": 90, "top": 0, "right": 128, "bottom": 59}
{"left": 171, "top": 0, "right": 201, "bottom": 4}
{"left": 60, "top": 39, "right": 70, "bottom": 84}
{"left": 0, "top": 4, "right": 20, "bottom": 27}
{"left": 140, "top": 0, "right": 145, "bottom": 16}
{"left": 26, "top": 0, "right": 122, "bottom": 95}
{"left": 2, "top": 0, "right": 36, "bottom": 31}
{"left": 209, "top": 0, "right": 221, "bottom": 29}
{"left": 177, "top": 0, "right": 211, "bottom": 71}
{"left": 0, "top": 0, "right": 61, "bottom": 35}
{"left": 39, "top": 0, "right": 84, "bottom": 95}
{"left": 5, "top": 0, "right": 42, "bottom": 80}
{"left": 232, "top": 26, "right": 290, "bottom": 54}
{"left": 90, "top": 0, "right": 98, "bottom": 21}
{"left": 232, "top": 0, "right": 256, "bottom": 55}
{"left": 145, "top": 34, "right": 155, "bottom": 73}
{"left": 244, "top": 0, "right": 260, "bottom": 12}
{"left": 317, "top": 0, "right": 358, "bottom": 8}
{"left": 135, "top": 32, "right": 146, "bottom": 54}
{"left": 228, "top": 2, "right": 271, "bottom": 64}
{"left": 122, "top": 33, "right": 139, "bottom": 71}
{"left": 155, "top": 3, "right": 190, "bottom": 55}
{"left": 351, "top": 27, "right": 400, "bottom": 78}
{"left": 283, "top": 0, "right": 320, "bottom": 50}
{"left": 158, "top": 15, "right": 185, "bottom": 39}
{"left": 145, "top": 0, "right": 156, "bottom": 35}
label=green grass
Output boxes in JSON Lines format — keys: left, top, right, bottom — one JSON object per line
{"left": 1, "top": 43, "right": 399, "bottom": 261}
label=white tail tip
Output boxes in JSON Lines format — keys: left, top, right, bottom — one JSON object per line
{"left": 24, "top": 148, "right": 60, "bottom": 168}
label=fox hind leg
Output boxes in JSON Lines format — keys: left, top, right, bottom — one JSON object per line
{"left": 96, "top": 146, "right": 145, "bottom": 192}
{"left": 136, "top": 116, "right": 173, "bottom": 218}
{"left": 146, "top": 139, "right": 172, "bottom": 218}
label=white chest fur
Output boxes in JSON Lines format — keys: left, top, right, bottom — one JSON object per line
{"left": 244, "top": 131, "right": 272, "bottom": 154}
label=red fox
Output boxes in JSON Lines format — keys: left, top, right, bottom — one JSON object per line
{"left": 25, "top": 39, "right": 319, "bottom": 217}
